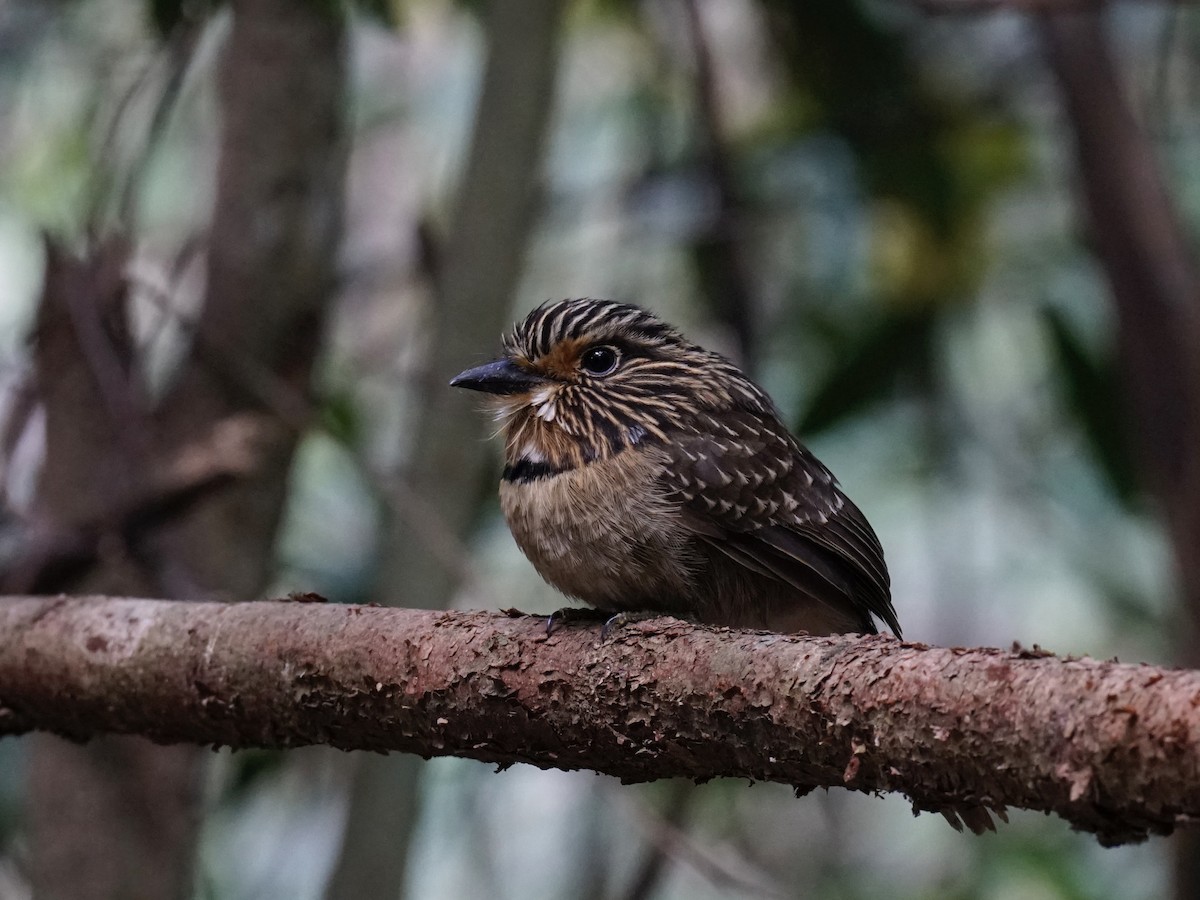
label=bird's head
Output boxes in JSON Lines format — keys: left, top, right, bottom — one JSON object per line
{"left": 450, "top": 299, "right": 771, "bottom": 463}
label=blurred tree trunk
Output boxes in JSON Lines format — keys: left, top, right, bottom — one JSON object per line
{"left": 27, "top": 239, "right": 203, "bottom": 900}
{"left": 1040, "top": 13, "right": 1200, "bottom": 900}
{"left": 25, "top": 1, "right": 348, "bottom": 897}
{"left": 680, "top": 0, "right": 757, "bottom": 368}
{"left": 323, "top": 4, "right": 564, "bottom": 899}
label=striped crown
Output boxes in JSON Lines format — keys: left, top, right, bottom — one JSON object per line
{"left": 498, "top": 299, "right": 776, "bottom": 455}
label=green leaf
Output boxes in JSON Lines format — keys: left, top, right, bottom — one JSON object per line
{"left": 146, "top": 0, "right": 220, "bottom": 36}
{"left": 353, "top": 0, "right": 401, "bottom": 29}
{"left": 226, "top": 749, "right": 286, "bottom": 799}
{"left": 1041, "top": 306, "right": 1138, "bottom": 505}
{"left": 147, "top": 0, "right": 185, "bottom": 35}
{"left": 321, "top": 390, "right": 363, "bottom": 448}
{"left": 798, "top": 310, "right": 935, "bottom": 435}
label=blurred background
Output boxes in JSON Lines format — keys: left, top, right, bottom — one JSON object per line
{"left": 0, "top": 0, "right": 1197, "bottom": 897}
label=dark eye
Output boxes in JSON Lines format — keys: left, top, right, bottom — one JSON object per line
{"left": 580, "top": 345, "right": 620, "bottom": 377}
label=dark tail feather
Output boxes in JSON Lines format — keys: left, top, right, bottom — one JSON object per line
{"left": 939, "top": 804, "right": 1008, "bottom": 835}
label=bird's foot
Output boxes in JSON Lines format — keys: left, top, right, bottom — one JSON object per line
{"left": 545, "top": 608, "right": 696, "bottom": 639}
{"left": 599, "top": 610, "right": 677, "bottom": 641}
{"left": 544, "top": 606, "right": 609, "bottom": 635}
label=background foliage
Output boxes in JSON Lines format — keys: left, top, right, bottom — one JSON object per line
{"left": 0, "top": 0, "right": 1195, "bottom": 897}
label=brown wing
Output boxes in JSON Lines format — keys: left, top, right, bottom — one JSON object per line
{"left": 663, "top": 408, "right": 899, "bottom": 636}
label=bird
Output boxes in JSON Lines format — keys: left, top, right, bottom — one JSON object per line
{"left": 449, "top": 298, "right": 899, "bottom": 638}
{"left": 449, "top": 299, "right": 1005, "bottom": 835}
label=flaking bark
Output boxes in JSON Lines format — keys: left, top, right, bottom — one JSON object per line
{"left": 1, "top": 594, "right": 1196, "bottom": 847}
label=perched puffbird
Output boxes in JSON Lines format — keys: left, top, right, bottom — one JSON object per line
{"left": 450, "top": 298, "right": 899, "bottom": 638}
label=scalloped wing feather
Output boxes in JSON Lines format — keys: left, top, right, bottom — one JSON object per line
{"left": 664, "top": 410, "right": 899, "bottom": 636}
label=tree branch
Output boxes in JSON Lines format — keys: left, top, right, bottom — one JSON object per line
{"left": 1, "top": 595, "right": 1196, "bottom": 846}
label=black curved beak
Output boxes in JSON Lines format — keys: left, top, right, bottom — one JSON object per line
{"left": 449, "top": 358, "right": 548, "bottom": 395}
